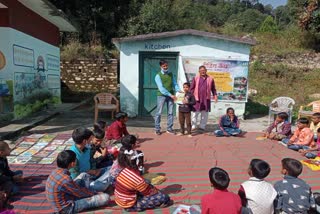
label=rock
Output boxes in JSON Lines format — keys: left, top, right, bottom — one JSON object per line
{"left": 309, "top": 93, "right": 320, "bottom": 100}
{"left": 248, "top": 89, "right": 257, "bottom": 96}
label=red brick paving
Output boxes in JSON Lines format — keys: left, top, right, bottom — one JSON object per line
{"left": 10, "top": 132, "right": 320, "bottom": 214}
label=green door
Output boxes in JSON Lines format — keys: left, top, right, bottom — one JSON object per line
{"left": 139, "top": 52, "right": 178, "bottom": 117}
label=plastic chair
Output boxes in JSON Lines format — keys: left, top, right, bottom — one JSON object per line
{"left": 268, "top": 97, "right": 295, "bottom": 124}
{"left": 94, "top": 93, "right": 119, "bottom": 122}
{"left": 298, "top": 100, "right": 320, "bottom": 119}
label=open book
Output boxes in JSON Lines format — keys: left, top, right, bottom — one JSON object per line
{"left": 176, "top": 92, "right": 185, "bottom": 105}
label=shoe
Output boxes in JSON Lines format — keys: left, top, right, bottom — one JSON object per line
{"left": 176, "top": 133, "right": 184, "bottom": 136}
{"left": 278, "top": 141, "right": 287, "bottom": 147}
{"left": 166, "top": 130, "right": 176, "bottom": 135}
{"left": 187, "top": 134, "right": 192, "bottom": 138}
{"left": 198, "top": 128, "right": 205, "bottom": 133}
{"left": 207, "top": 132, "right": 215, "bottom": 136}
{"left": 155, "top": 130, "right": 161, "bottom": 135}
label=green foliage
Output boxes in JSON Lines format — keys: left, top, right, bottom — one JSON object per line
{"left": 252, "top": 25, "right": 309, "bottom": 56}
{"left": 225, "top": 9, "right": 267, "bottom": 32}
{"left": 13, "top": 90, "right": 61, "bottom": 118}
{"left": 14, "top": 96, "right": 60, "bottom": 119}
{"left": 274, "top": 6, "right": 292, "bottom": 29}
{"left": 14, "top": 90, "right": 52, "bottom": 106}
{"left": 221, "top": 22, "right": 243, "bottom": 36}
{"left": 60, "top": 40, "right": 109, "bottom": 61}
{"left": 126, "top": 0, "right": 207, "bottom": 35}
{"left": 299, "top": 0, "right": 319, "bottom": 30}
{"left": 0, "top": 113, "right": 14, "bottom": 122}
{"left": 259, "top": 16, "right": 278, "bottom": 33}
{"left": 244, "top": 99, "right": 269, "bottom": 118}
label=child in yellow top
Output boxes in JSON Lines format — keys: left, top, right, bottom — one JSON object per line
{"left": 310, "top": 113, "right": 320, "bottom": 141}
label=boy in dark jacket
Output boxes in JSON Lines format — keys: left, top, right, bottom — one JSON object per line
{"left": 0, "top": 141, "right": 23, "bottom": 208}
{"left": 177, "top": 82, "right": 196, "bottom": 137}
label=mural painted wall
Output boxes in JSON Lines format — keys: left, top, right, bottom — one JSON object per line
{"left": 116, "top": 35, "right": 252, "bottom": 118}
{"left": 0, "top": 27, "right": 60, "bottom": 113}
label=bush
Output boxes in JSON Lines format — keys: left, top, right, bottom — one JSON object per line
{"left": 225, "top": 9, "right": 267, "bottom": 33}
{"left": 252, "top": 25, "right": 309, "bottom": 56}
{"left": 259, "top": 16, "right": 278, "bottom": 34}
{"left": 61, "top": 40, "right": 109, "bottom": 61}
{"left": 14, "top": 90, "right": 52, "bottom": 106}
{"left": 13, "top": 91, "right": 60, "bottom": 119}
{"left": 0, "top": 113, "right": 14, "bottom": 122}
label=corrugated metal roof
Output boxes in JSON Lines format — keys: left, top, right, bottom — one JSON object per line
{"left": 18, "top": 0, "right": 77, "bottom": 32}
{"left": 112, "top": 29, "right": 256, "bottom": 45}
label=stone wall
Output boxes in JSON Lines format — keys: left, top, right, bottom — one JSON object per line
{"left": 60, "top": 59, "right": 118, "bottom": 93}
{"left": 253, "top": 52, "right": 320, "bottom": 69}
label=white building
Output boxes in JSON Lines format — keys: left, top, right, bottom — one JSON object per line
{"left": 113, "top": 29, "right": 255, "bottom": 118}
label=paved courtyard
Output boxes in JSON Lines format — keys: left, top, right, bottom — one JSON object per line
{"left": 9, "top": 131, "right": 320, "bottom": 214}
{"left": 5, "top": 103, "right": 317, "bottom": 214}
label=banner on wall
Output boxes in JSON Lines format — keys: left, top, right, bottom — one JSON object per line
{"left": 182, "top": 58, "right": 249, "bottom": 102}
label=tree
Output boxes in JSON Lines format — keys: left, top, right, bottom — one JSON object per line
{"left": 299, "top": 0, "right": 320, "bottom": 32}
{"left": 225, "top": 9, "right": 267, "bottom": 32}
{"left": 274, "top": 6, "right": 292, "bottom": 29}
{"left": 126, "top": 0, "right": 207, "bottom": 35}
{"left": 264, "top": 4, "right": 273, "bottom": 15}
{"left": 259, "top": 16, "right": 278, "bottom": 33}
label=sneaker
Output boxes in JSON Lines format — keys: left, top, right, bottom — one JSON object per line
{"left": 166, "top": 130, "right": 176, "bottom": 135}
{"left": 278, "top": 141, "right": 287, "bottom": 147}
{"left": 155, "top": 130, "right": 161, "bottom": 135}
{"left": 187, "top": 134, "right": 193, "bottom": 138}
{"left": 176, "top": 133, "right": 184, "bottom": 136}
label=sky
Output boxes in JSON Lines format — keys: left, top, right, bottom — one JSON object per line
{"left": 259, "top": 0, "right": 287, "bottom": 8}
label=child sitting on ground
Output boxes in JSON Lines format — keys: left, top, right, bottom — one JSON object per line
{"left": 109, "top": 135, "right": 144, "bottom": 185}
{"left": 310, "top": 113, "right": 320, "bottom": 141}
{"left": 238, "top": 159, "right": 277, "bottom": 214}
{"left": 114, "top": 146, "right": 171, "bottom": 212}
{"left": 91, "top": 124, "right": 114, "bottom": 168}
{"left": 69, "top": 127, "right": 112, "bottom": 192}
{"left": 274, "top": 158, "right": 316, "bottom": 213}
{"left": 282, "top": 118, "right": 315, "bottom": 152}
{"left": 201, "top": 167, "right": 242, "bottom": 214}
{"left": 177, "top": 82, "right": 195, "bottom": 137}
{"left": 214, "top": 108, "right": 242, "bottom": 137}
{"left": 0, "top": 142, "right": 23, "bottom": 190}
{"left": 0, "top": 141, "right": 23, "bottom": 208}
{"left": 299, "top": 128, "right": 320, "bottom": 159}
{"left": 46, "top": 150, "right": 109, "bottom": 213}
{"left": 106, "top": 112, "right": 130, "bottom": 143}
{"left": 264, "top": 112, "right": 292, "bottom": 140}
{"left": 96, "top": 120, "right": 108, "bottom": 138}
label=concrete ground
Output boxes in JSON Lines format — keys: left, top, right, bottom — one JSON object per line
{"left": 27, "top": 102, "right": 270, "bottom": 136}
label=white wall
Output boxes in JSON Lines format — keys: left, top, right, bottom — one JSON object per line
{"left": 117, "top": 35, "right": 251, "bottom": 118}
{"left": 0, "top": 27, "right": 60, "bottom": 104}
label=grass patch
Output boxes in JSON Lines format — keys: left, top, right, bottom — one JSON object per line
{"left": 249, "top": 62, "right": 320, "bottom": 119}
{"left": 252, "top": 26, "right": 312, "bottom": 57}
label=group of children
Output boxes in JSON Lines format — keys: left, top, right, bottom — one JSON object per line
{"left": 202, "top": 158, "right": 319, "bottom": 214}
{"left": 265, "top": 112, "right": 320, "bottom": 159}
{"left": 1, "top": 110, "right": 320, "bottom": 213}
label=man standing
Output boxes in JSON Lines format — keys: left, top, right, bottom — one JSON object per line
{"left": 190, "top": 65, "right": 217, "bottom": 131}
{"left": 154, "top": 60, "right": 180, "bottom": 135}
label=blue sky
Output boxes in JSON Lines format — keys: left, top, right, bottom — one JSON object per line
{"left": 259, "top": 0, "right": 287, "bottom": 8}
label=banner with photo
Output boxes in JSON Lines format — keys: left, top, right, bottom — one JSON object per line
{"left": 182, "top": 58, "right": 249, "bottom": 102}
